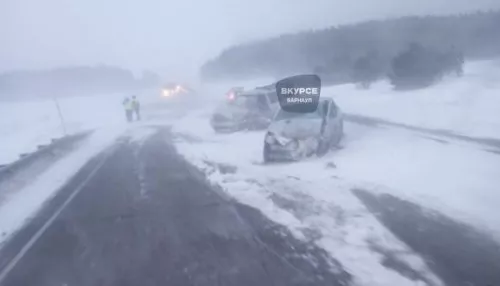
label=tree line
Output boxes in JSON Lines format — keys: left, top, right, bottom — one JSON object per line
{"left": 201, "top": 10, "right": 500, "bottom": 90}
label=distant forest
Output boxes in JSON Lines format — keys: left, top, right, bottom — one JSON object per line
{"left": 200, "top": 10, "right": 500, "bottom": 88}
{"left": 0, "top": 65, "right": 161, "bottom": 99}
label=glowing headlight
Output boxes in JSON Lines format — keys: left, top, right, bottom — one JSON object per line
{"left": 162, "top": 89, "right": 171, "bottom": 97}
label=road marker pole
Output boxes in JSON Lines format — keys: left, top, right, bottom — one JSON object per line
{"left": 53, "top": 97, "right": 67, "bottom": 136}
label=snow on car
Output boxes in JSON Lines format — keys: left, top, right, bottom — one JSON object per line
{"left": 263, "top": 97, "right": 343, "bottom": 162}
{"left": 210, "top": 85, "right": 279, "bottom": 133}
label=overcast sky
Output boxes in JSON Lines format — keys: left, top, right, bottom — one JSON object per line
{"left": 1, "top": 0, "right": 499, "bottom": 77}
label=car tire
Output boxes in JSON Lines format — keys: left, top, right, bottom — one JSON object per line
{"left": 316, "top": 139, "right": 329, "bottom": 157}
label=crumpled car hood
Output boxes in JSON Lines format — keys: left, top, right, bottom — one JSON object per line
{"left": 268, "top": 118, "right": 322, "bottom": 139}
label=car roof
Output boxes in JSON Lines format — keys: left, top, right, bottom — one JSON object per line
{"left": 255, "top": 83, "right": 275, "bottom": 90}
{"left": 240, "top": 88, "right": 274, "bottom": 97}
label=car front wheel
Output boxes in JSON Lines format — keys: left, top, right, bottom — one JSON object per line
{"left": 316, "top": 138, "right": 330, "bottom": 157}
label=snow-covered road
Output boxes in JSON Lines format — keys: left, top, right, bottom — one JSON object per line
{"left": 171, "top": 107, "right": 500, "bottom": 286}
{"left": 0, "top": 60, "right": 499, "bottom": 286}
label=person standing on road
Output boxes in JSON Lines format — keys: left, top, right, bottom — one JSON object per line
{"left": 132, "top": 95, "right": 141, "bottom": 121}
{"left": 122, "top": 96, "right": 134, "bottom": 122}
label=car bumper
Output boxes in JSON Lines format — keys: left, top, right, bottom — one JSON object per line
{"left": 266, "top": 144, "right": 304, "bottom": 161}
{"left": 265, "top": 137, "right": 319, "bottom": 161}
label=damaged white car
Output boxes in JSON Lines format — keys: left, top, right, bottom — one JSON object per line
{"left": 263, "top": 98, "right": 344, "bottom": 162}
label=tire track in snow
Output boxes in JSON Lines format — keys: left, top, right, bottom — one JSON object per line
{"left": 353, "top": 189, "right": 500, "bottom": 286}
{"left": 344, "top": 113, "right": 500, "bottom": 150}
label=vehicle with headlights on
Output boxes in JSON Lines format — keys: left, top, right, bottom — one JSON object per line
{"left": 161, "top": 83, "right": 196, "bottom": 98}
{"left": 263, "top": 98, "right": 343, "bottom": 163}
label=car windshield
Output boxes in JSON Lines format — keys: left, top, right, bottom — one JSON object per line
{"left": 274, "top": 105, "right": 324, "bottom": 121}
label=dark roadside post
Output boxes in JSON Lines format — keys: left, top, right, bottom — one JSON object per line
{"left": 275, "top": 74, "right": 321, "bottom": 113}
{"left": 52, "top": 97, "right": 67, "bottom": 136}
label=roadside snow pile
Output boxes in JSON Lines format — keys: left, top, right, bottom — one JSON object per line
{"left": 0, "top": 124, "right": 156, "bottom": 247}
{"left": 172, "top": 114, "right": 444, "bottom": 286}
{"left": 326, "top": 60, "right": 500, "bottom": 140}
{"left": 333, "top": 124, "right": 500, "bottom": 236}
{"left": 0, "top": 93, "right": 126, "bottom": 165}
{"left": 0, "top": 126, "right": 125, "bottom": 245}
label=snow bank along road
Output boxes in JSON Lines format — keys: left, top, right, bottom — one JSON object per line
{"left": 0, "top": 123, "right": 499, "bottom": 286}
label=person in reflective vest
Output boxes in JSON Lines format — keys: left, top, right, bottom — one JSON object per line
{"left": 131, "top": 96, "right": 141, "bottom": 121}
{"left": 122, "top": 97, "right": 134, "bottom": 122}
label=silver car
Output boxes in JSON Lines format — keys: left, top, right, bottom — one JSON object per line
{"left": 263, "top": 98, "right": 344, "bottom": 162}
{"left": 210, "top": 87, "right": 280, "bottom": 133}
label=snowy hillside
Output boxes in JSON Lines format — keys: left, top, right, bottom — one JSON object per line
{"left": 326, "top": 60, "right": 500, "bottom": 140}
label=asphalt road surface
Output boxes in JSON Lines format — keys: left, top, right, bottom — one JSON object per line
{"left": 353, "top": 189, "right": 500, "bottom": 286}
{"left": 0, "top": 129, "right": 351, "bottom": 286}
{"left": 1, "top": 126, "right": 500, "bottom": 286}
